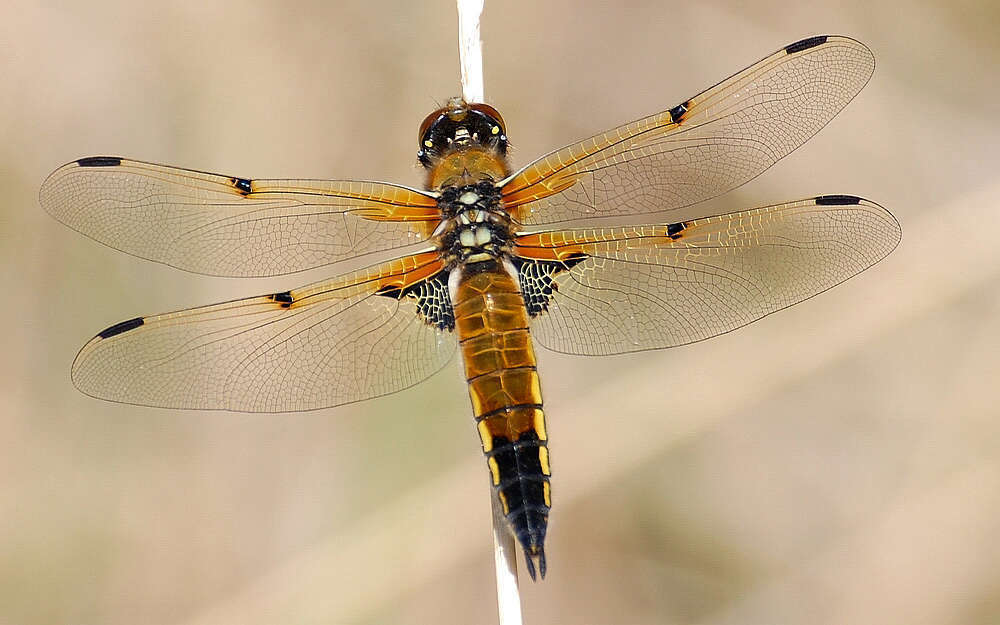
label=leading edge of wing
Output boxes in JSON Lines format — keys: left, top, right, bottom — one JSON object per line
{"left": 498, "top": 35, "right": 875, "bottom": 225}
{"left": 513, "top": 194, "right": 900, "bottom": 356}
{"left": 71, "top": 249, "right": 458, "bottom": 412}
{"left": 40, "top": 156, "right": 442, "bottom": 277}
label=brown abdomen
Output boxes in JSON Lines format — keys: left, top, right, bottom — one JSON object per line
{"left": 451, "top": 260, "right": 551, "bottom": 579}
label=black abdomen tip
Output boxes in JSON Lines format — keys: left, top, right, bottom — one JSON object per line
{"left": 98, "top": 316, "right": 144, "bottom": 339}
{"left": 523, "top": 544, "right": 547, "bottom": 581}
{"left": 785, "top": 35, "right": 828, "bottom": 54}
{"left": 77, "top": 156, "right": 122, "bottom": 168}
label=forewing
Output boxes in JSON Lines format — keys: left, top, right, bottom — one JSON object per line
{"left": 40, "top": 157, "right": 441, "bottom": 277}
{"left": 501, "top": 36, "right": 875, "bottom": 225}
{"left": 71, "top": 251, "right": 457, "bottom": 411}
{"left": 513, "top": 196, "right": 900, "bottom": 355}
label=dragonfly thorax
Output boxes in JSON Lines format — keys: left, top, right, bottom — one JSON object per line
{"left": 436, "top": 182, "right": 512, "bottom": 263}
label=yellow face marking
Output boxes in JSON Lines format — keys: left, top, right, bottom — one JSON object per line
{"left": 491, "top": 125, "right": 500, "bottom": 135}
{"left": 487, "top": 457, "right": 501, "bottom": 486}
{"left": 538, "top": 445, "right": 551, "bottom": 476}
{"left": 424, "top": 139, "right": 434, "bottom": 148}
{"left": 543, "top": 481, "right": 551, "bottom": 507}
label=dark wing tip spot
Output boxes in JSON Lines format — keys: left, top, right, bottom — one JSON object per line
{"left": 668, "top": 100, "right": 691, "bottom": 123}
{"left": 231, "top": 177, "right": 253, "bottom": 195}
{"left": 815, "top": 194, "right": 862, "bottom": 206}
{"left": 77, "top": 156, "right": 122, "bottom": 168}
{"left": 785, "top": 35, "right": 828, "bottom": 55}
{"left": 270, "top": 291, "right": 294, "bottom": 307}
{"left": 97, "top": 316, "right": 144, "bottom": 339}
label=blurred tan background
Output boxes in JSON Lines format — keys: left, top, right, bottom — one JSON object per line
{"left": 3, "top": 1, "right": 1000, "bottom": 623}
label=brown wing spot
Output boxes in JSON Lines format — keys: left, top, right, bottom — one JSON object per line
{"left": 270, "top": 291, "right": 293, "bottom": 308}
{"left": 231, "top": 177, "right": 253, "bottom": 196}
{"left": 668, "top": 100, "right": 691, "bottom": 124}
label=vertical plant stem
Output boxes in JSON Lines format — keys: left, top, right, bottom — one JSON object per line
{"left": 457, "top": 0, "right": 485, "bottom": 103}
{"left": 491, "top": 492, "right": 524, "bottom": 625}
{"left": 457, "top": 1, "right": 523, "bottom": 622}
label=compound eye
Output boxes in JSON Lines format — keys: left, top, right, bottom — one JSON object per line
{"left": 417, "top": 108, "right": 448, "bottom": 147}
{"left": 468, "top": 102, "right": 506, "bottom": 136}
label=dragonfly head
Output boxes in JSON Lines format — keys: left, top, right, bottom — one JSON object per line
{"left": 417, "top": 97, "right": 508, "bottom": 169}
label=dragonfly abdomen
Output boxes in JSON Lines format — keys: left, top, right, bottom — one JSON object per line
{"left": 451, "top": 259, "right": 551, "bottom": 580}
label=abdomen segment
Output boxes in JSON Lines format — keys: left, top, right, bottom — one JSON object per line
{"left": 451, "top": 260, "right": 551, "bottom": 579}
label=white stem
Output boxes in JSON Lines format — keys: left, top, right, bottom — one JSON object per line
{"left": 457, "top": 2, "right": 521, "bottom": 621}
{"left": 456, "top": 0, "right": 485, "bottom": 103}
{"left": 492, "top": 491, "right": 523, "bottom": 625}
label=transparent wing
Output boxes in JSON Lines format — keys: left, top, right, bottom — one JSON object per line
{"left": 71, "top": 251, "right": 457, "bottom": 411}
{"left": 501, "top": 36, "right": 875, "bottom": 226}
{"left": 40, "top": 157, "right": 441, "bottom": 277}
{"left": 513, "top": 195, "right": 900, "bottom": 355}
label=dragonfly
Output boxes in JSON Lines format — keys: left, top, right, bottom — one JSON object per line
{"left": 41, "top": 35, "right": 899, "bottom": 580}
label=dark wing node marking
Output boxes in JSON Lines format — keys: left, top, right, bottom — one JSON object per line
{"left": 667, "top": 101, "right": 690, "bottom": 123}
{"left": 515, "top": 255, "right": 587, "bottom": 317}
{"left": 500, "top": 36, "right": 874, "bottom": 225}
{"left": 231, "top": 177, "right": 253, "bottom": 195}
{"left": 666, "top": 221, "right": 687, "bottom": 239}
{"left": 270, "top": 291, "right": 294, "bottom": 307}
{"left": 375, "top": 270, "right": 455, "bottom": 330}
{"left": 785, "top": 35, "right": 828, "bottom": 54}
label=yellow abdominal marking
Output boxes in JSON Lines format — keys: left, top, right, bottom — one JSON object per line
{"left": 487, "top": 456, "right": 501, "bottom": 486}
{"left": 497, "top": 489, "right": 510, "bottom": 514}
{"left": 534, "top": 411, "right": 547, "bottom": 441}
{"left": 539, "top": 446, "right": 551, "bottom": 476}
{"left": 478, "top": 421, "right": 494, "bottom": 452}
{"left": 543, "top": 481, "right": 551, "bottom": 507}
